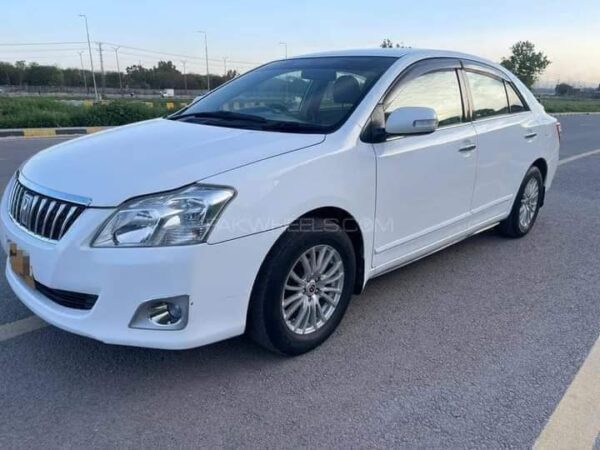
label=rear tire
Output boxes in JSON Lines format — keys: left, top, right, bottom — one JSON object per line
{"left": 498, "top": 166, "right": 543, "bottom": 238}
{"left": 247, "top": 218, "right": 356, "bottom": 356}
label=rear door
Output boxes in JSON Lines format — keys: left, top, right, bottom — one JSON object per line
{"left": 462, "top": 62, "right": 541, "bottom": 226}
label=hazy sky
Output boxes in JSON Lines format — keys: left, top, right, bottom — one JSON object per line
{"left": 2, "top": 0, "right": 599, "bottom": 86}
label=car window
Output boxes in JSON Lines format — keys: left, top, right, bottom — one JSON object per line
{"left": 505, "top": 82, "right": 527, "bottom": 113}
{"left": 385, "top": 70, "right": 463, "bottom": 127}
{"left": 466, "top": 71, "right": 510, "bottom": 119}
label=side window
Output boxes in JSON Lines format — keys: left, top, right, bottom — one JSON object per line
{"left": 505, "top": 82, "right": 527, "bottom": 113}
{"left": 385, "top": 70, "right": 463, "bottom": 127}
{"left": 466, "top": 71, "right": 509, "bottom": 119}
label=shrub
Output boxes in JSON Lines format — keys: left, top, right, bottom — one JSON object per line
{"left": 0, "top": 97, "right": 169, "bottom": 129}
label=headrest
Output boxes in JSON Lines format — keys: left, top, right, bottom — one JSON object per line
{"left": 333, "top": 75, "right": 361, "bottom": 104}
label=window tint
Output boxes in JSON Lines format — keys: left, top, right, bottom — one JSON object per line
{"left": 466, "top": 71, "right": 509, "bottom": 119}
{"left": 385, "top": 70, "right": 463, "bottom": 127}
{"left": 180, "top": 56, "right": 396, "bottom": 133}
{"left": 506, "top": 82, "right": 527, "bottom": 113}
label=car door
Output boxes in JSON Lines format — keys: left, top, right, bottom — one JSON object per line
{"left": 462, "top": 63, "right": 541, "bottom": 226}
{"left": 371, "top": 59, "right": 478, "bottom": 269}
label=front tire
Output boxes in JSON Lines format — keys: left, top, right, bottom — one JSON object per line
{"left": 498, "top": 166, "right": 544, "bottom": 238}
{"left": 247, "top": 218, "right": 356, "bottom": 355}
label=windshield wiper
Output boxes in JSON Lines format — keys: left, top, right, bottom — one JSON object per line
{"left": 259, "top": 121, "right": 324, "bottom": 133}
{"left": 169, "top": 110, "right": 268, "bottom": 123}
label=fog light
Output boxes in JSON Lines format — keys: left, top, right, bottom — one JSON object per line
{"left": 129, "top": 295, "right": 189, "bottom": 330}
{"left": 149, "top": 302, "right": 183, "bottom": 325}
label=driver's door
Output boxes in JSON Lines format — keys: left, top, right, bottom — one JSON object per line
{"left": 372, "top": 60, "right": 477, "bottom": 269}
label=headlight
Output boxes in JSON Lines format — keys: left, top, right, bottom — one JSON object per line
{"left": 92, "top": 184, "right": 235, "bottom": 247}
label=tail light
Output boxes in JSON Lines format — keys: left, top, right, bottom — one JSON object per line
{"left": 555, "top": 122, "right": 562, "bottom": 141}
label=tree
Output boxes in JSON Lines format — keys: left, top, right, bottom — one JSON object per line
{"left": 380, "top": 38, "right": 397, "bottom": 48}
{"left": 500, "top": 41, "right": 550, "bottom": 88}
{"left": 25, "top": 63, "right": 64, "bottom": 86}
{"left": 555, "top": 83, "right": 576, "bottom": 96}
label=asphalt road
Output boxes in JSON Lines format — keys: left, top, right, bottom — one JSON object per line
{"left": 0, "top": 115, "right": 599, "bottom": 448}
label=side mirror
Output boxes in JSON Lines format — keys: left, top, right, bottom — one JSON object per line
{"left": 385, "top": 106, "right": 438, "bottom": 135}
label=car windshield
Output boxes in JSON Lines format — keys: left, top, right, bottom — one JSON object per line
{"left": 169, "top": 56, "right": 397, "bottom": 133}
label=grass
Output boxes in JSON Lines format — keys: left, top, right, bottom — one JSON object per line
{"left": 540, "top": 97, "right": 600, "bottom": 113}
{"left": 0, "top": 97, "right": 188, "bottom": 129}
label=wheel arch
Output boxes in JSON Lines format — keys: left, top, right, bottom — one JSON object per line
{"left": 531, "top": 157, "right": 548, "bottom": 206}
{"left": 532, "top": 157, "right": 548, "bottom": 183}
{"left": 296, "top": 207, "right": 366, "bottom": 295}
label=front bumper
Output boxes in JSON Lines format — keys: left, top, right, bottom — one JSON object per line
{"left": 0, "top": 186, "right": 283, "bottom": 350}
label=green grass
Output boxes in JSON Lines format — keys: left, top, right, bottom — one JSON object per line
{"left": 0, "top": 97, "right": 183, "bottom": 129}
{"left": 540, "top": 97, "right": 600, "bottom": 113}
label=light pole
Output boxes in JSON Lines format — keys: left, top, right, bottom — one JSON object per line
{"left": 78, "top": 14, "right": 99, "bottom": 101}
{"left": 77, "top": 51, "right": 88, "bottom": 92}
{"left": 113, "top": 46, "right": 123, "bottom": 95}
{"left": 181, "top": 60, "right": 188, "bottom": 94}
{"left": 197, "top": 30, "right": 210, "bottom": 91}
{"left": 279, "top": 41, "right": 288, "bottom": 59}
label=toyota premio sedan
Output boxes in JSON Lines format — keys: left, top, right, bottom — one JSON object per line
{"left": 1, "top": 49, "right": 560, "bottom": 355}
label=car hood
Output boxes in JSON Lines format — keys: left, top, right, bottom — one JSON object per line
{"left": 21, "top": 119, "right": 326, "bottom": 206}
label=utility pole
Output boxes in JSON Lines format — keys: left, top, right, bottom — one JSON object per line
{"left": 113, "top": 46, "right": 123, "bottom": 95}
{"left": 181, "top": 60, "right": 188, "bottom": 94}
{"left": 77, "top": 51, "right": 88, "bottom": 93}
{"left": 78, "top": 14, "right": 99, "bottom": 101}
{"left": 197, "top": 30, "right": 210, "bottom": 91}
{"left": 279, "top": 42, "right": 288, "bottom": 59}
{"left": 97, "top": 42, "right": 106, "bottom": 98}
{"left": 223, "top": 57, "right": 228, "bottom": 78}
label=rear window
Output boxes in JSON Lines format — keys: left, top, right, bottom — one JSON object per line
{"left": 466, "top": 71, "right": 509, "bottom": 119}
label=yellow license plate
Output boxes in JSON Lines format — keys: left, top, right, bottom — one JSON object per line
{"left": 8, "top": 241, "right": 35, "bottom": 288}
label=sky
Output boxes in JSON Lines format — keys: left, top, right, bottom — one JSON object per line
{"left": 2, "top": 0, "right": 599, "bottom": 87}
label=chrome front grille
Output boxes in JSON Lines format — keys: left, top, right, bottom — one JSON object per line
{"left": 8, "top": 179, "right": 86, "bottom": 241}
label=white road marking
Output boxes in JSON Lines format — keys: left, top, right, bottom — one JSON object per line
{"left": 534, "top": 336, "right": 600, "bottom": 450}
{"left": 559, "top": 148, "right": 600, "bottom": 166}
{"left": 0, "top": 315, "right": 47, "bottom": 342}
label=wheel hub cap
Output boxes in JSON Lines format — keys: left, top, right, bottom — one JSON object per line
{"left": 519, "top": 177, "right": 540, "bottom": 231}
{"left": 281, "top": 245, "right": 345, "bottom": 335}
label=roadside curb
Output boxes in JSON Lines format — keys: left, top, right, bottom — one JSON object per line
{"left": 552, "top": 112, "right": 600, "bottom": 116}
{"left": 0, "top": 126, "right": 110, "bottom": 139}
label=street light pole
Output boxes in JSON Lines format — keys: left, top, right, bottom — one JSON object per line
{"left": 197, "top": 30, "right": 210, "bottom": 91}
{"left": 77, "top": 51, "right": 88, "bottom": 92}
{"left": 79, "top": 14, "right": 99, "bottom": 101}
{"left": 279, "top": 41, "right": 288, "bottom": 59}
{"left": 181, "top": 60, "right": 188, "bottom": 94}
{"left": 113, "top": 46, "right": 123, "bottom": 95}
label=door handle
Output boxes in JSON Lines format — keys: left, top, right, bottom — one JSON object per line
{"left": 458, "top": 144, "right": 477, "bottom": 153}
{"left": 524, "top": 131, "right": 538, "bottom": 139}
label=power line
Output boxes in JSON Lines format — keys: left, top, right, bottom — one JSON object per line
{"left": 0, "top": 41, "right": 86, "bottom": 46}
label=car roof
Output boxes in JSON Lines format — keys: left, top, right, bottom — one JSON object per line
{"left": 294, "top": 47, "right": 500, "bottom": 68}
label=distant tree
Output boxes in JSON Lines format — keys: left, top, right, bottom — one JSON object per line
{"left": 224, "top": 69, "right": 239, "bottom": 81}
{"left": 555, "top": 83, "right": 576, "bottom": 96}
{"left": 380, "top": 38, "right": 397, "bottom": 48}
{"left": 500, "top": 41, "right": 550, "bottom": 88}
{"left": 25, "top": 63, "right": 64, "bottom": 86}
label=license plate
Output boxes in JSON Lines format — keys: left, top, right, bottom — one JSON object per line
{"left": 8, "top": 241, "right": 35, "bottom": 288}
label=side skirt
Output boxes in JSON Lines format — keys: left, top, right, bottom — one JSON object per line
{"left": 367, "top": 219, "right": 501, "bottom": 281}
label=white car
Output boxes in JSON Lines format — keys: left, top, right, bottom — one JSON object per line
{"left": 1, "top": 49, "right": 560, "bottom": 355}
